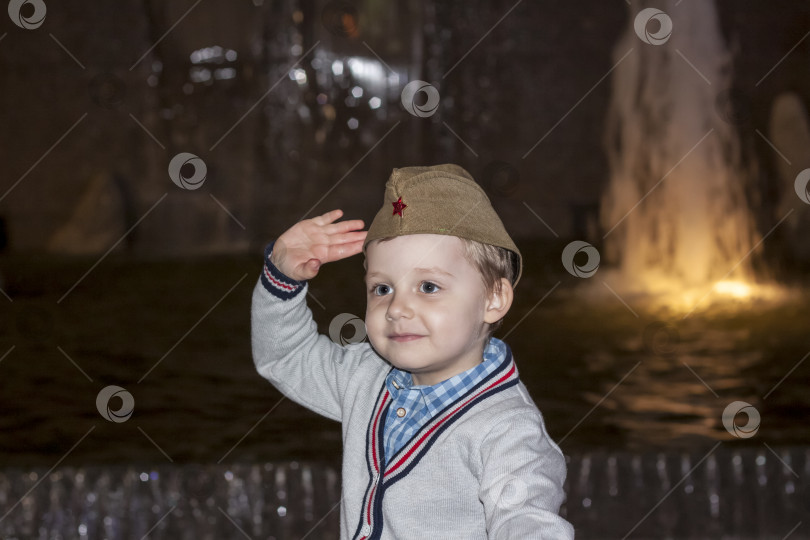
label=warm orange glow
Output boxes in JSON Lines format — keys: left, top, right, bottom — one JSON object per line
{"left": 584, "top": 268, "right": 794, "bottom": 316}
{"left": 664, "top": 279, "right": 791, "bottom": 316}
{"left": 712, "top": 280, "right": 752, "bottom": 299}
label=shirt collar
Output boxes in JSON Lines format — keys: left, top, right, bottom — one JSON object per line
{"left": 384, "top": 337, "right": 508, "bottom": 416}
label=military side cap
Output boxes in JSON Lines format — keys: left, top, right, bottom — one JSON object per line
{"left": 363, "top": 164, "right": 523, "bottom": 288}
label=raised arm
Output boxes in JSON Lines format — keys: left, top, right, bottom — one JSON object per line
{"left": 251, "top": 209, "right": 370, "bottom": 421}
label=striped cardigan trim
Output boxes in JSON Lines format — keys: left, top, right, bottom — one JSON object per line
{"left": 353, "top": 379, "right": 392, "bottom": 540}
{"left": 385, "top": 362, "right": 517, "bottom": 480}
{"left": 352, "top": 352, "right": 519, "bottom": 539}
{"left": 259, "top": 241, "right": 307, "bottom": 300}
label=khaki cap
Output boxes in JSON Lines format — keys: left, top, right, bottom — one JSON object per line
{"left": 362, "top": 164, "right": 522, "bottom": 288}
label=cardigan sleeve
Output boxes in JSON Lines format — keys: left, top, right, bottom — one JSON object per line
{"left": 250, "top": 240, "right": 371, "bottom": 422}
{"left": 478, "top": 409, "right": 575, "bottom": 539}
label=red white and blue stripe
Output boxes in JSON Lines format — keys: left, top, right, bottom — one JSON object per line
{"left": 382, "top": 337, "right": 507, "bottom": 464}
{"left": 260, "top": 240, "right": 307, "bottom": 300}
{"left": 352, "top": 344, "right": 520, "bottom": 540}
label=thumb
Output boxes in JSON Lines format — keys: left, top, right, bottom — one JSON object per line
{"left": 298, "top": 259, "right": 321, "bottom": 281}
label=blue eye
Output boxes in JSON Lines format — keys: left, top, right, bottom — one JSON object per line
{"left": 369, "top": 282, "right": 440, "bottom": 295}
{"left": 371, "top": 284, "right": 390, "bottom": 296}
{"left": 420, "top": 281, "right": 440, "bottom": 294}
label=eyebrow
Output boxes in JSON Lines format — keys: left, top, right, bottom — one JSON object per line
{"left": 365, "top": 267, "right": 455, "bottom": 280}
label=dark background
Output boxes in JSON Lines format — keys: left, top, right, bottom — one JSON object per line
{"left": 2, "top": 0, "right": 810, "bottom": 470}
{"left": 2, "top": 1, "right": 810, "bottom": 254}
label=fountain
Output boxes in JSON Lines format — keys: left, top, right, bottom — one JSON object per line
{"left": 594, "top": 0, "right": 791, "bottom": 314}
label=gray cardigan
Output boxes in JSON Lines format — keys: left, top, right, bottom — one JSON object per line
{"left": 250, "top": 255, "right": 575, "bottom": 539}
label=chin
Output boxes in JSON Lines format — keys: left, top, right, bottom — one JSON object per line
{"left": 385, "top": 355, "right": 423, "bottom": 371}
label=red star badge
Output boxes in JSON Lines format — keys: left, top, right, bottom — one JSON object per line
{"left": 391, "top": 196, "right": 407, "bottom": 217}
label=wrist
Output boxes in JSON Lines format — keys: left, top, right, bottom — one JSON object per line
{"left": 261, "top": 241, "right": 307, "bottom": 300}
{"left": 267, "top": 240, "right": 289, "bottom": 274}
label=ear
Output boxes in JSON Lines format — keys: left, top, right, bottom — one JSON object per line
{"left": 483, "top": 277, "right": 514, "bottom": 324}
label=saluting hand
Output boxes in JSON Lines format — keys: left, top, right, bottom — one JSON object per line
{"left": 270, "top": 209, "right": 368, "bottom": 282}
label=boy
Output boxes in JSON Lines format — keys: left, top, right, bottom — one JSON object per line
{"left": 251, "top": 164, "right": 574, "bottom": 539}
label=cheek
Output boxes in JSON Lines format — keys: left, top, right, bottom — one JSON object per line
{"left": 429, "top": 297, "right": 480, "bottom": 327}
{"left": 421, "top": 302, "right": 462, "bottom": 329}
{"left": 364, "top": 302, "right": 384, "bottom": 333}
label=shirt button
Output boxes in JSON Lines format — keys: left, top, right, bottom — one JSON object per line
{"left": 396, "top": 407, "right": 406, "bottom": 417}
{"left": 361, "top": 524, "right": 371, "bottom": 535}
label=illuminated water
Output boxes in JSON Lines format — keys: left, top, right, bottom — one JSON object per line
{"left": 1, "top": 252, "right": 809, "bottom": 538}
{"left": 600, "top": 0, "right": 764, "bottom": 293}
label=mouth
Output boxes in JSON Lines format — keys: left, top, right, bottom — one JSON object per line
{"left": 388, "top": 334, "right": 425, "bottom": 342}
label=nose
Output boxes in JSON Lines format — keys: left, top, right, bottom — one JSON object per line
{"left": 385, "top": 290, "right": 413, "bottom": 321}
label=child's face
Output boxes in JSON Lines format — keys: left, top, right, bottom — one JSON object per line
{"left": 364, "top": 234, "right": 499, "bottom": 386}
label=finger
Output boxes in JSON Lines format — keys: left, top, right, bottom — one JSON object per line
{"left": 299, "top": 258, "right": 321, "bottom": 280}
{"left": 328, "top": 239, "right": 366, "bottom": 261}
{"left": 325, "top": 219, "right": 366, "bottom": 235}
{"left": 312, "top": 209, "right": 343, "bottom": 226}
{"left": 330, "top": 230, "right": 367, "bottom": 246}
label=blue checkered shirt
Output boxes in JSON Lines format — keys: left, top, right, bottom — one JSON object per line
{"left": 382, "top": 336, "right": 507, "bottom": 464}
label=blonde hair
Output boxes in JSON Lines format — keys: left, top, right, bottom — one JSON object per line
{"left": 365, "top": 236, "right": 515, "bottom": 344}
